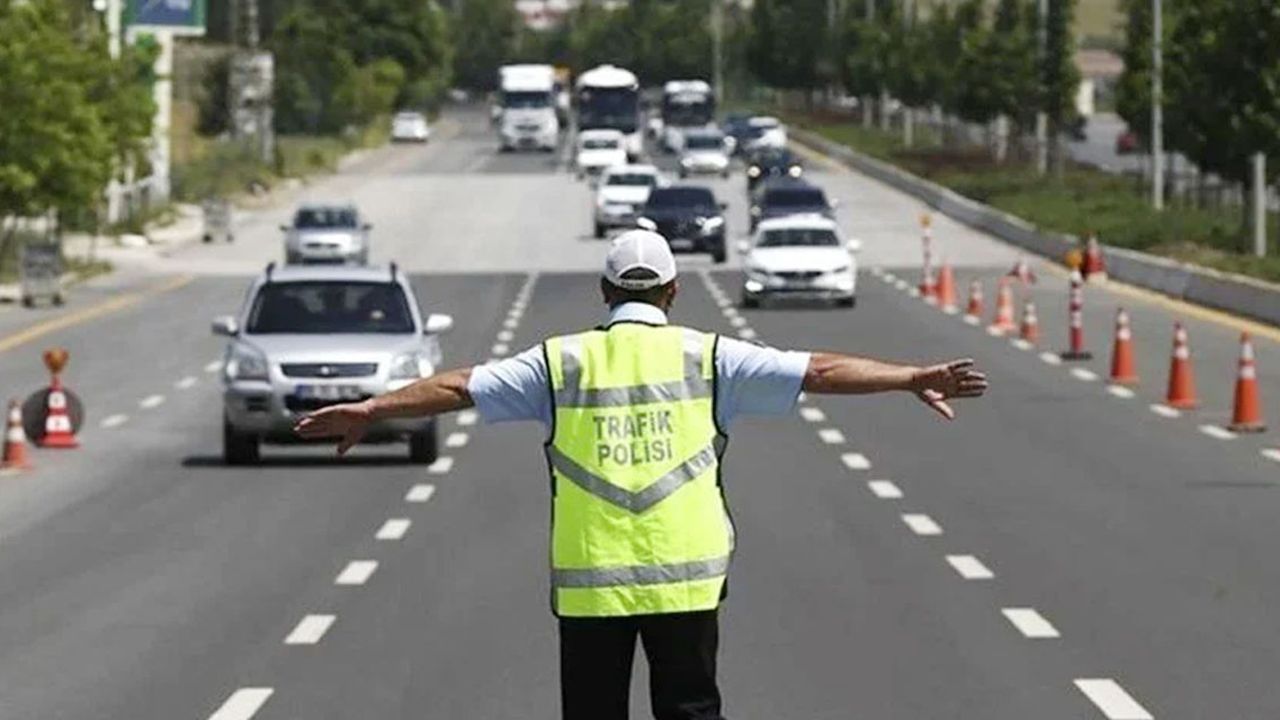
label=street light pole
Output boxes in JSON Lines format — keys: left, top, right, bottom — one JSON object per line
{"left": 711, "top": 0, "right": 723, "bottom": 105}
{"left": 863, "top": 0, "right": 873, "bottom": 128}
{"left": 1151, "top": 0, "right": 1164, "bottom": 211}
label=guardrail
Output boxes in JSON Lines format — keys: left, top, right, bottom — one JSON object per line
{"left": 792, "top": 127, "right": 1280, "bottom": 328}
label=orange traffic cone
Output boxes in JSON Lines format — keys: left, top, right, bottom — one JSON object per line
{"left": 1008, "top": 256, "right": 1037, "bottom": 285}
{"left": 988, "top": 278, "right": 1016, "bottom": 335}
{"left": 1165, "top": 322, "right": 1198, "bottom": 410}
{"left": 1019, "top": 301, "right": 1040, "bottom": 344}
{"left": 39, "top": 377, "right": 78, "bottom": 449}
{"left": 1109, "top": 308, "right": 1139, "bottom": 385}
{"left": 1, "top": 400, "right": 30, "bottom": 472}
{"left": 1229, "top": 332, "right": 1265, "bottom": 433}
{"left": 936, "top": 263, "right": 957, "bottom": 312}
{"left": 964, "top": 280, "right": 984, "bottom": 323}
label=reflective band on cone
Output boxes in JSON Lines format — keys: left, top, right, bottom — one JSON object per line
{"left": 1230, "top": 332, "right": 1265, "bottom": 433}
{"left": 1165, "top": 322, "right": 1198, "bottom": 410}
{"left": 39, "top": 377, "right": 78, "bottom": 449}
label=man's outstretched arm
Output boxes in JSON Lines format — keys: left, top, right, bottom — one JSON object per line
{"left": 803, "top": 353, "right": 988, "bottom": 420}
{"left": 293, "top": 367, "right": 474, "bottom": 454}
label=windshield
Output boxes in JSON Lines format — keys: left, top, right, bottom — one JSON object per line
{"left": 646, "top": 188, "right": 716, "bottom": 209}
{"left": 765, "top": 188, "right": 826, "bottom": 207}
{"left": 606, "top": 173, "right": 656, "bottom": 187}
{"left": 758, "top": 228, "right": 839, "bottom": 248}
{"left": 662, "top": 94, "right": 714, "bottom": 126}
{"left": 502, "top": 90, "right": 551, "bottom": 109}
{"left": 247, "top": 282, "right": 414, "bottom": 334}
{"left": 294, "top": 208, "right": 357, "bottom": 230}
{"left": 582, "top": 137, "right": 620, "bottom": 150}
{"left": 685, "top": 135, "right": 724, "bottom": 150}
{"left": 578, "top": 86, "right": 639, "bottom": 133}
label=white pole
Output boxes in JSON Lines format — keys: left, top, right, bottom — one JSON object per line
{"left": 105, "top": 0, "right": 123, "bottom": 224}
{"left": 1151, "top": 0, "right": 1164, "bottom": 210}
{"left": 150, "top": 31, "right": 175, "bottom": 206}
{"left": 863, "top": 0, "right": 874, "bottom": 129}
{"left": 1035, "top": 0, "right": 1048, "bottom": 175}
{"left": 1253, "top": 153, "right": 1267, "bottom": 258}
{"left": 711, "top": 0, "right": 723, "bottom": 105}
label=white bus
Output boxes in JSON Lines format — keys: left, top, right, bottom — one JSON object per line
{"left": 575, "top": 64, "right": 642, "bottom": 161}
{"left": 660, "top": 79, "right": 715, "bottom": 154}
{"left": 497, "top": 64, "right": 560, "bottom": 152}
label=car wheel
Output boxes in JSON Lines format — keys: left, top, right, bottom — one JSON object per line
{"left": 836, "top": 296, "right": 856, "bottom": 308}
{"left": 594, "top": 222, "right": 605, "bottom": 239}
{"left": 223, "top": 418, "right": 260, "bottom": 465}
{"left": 711, "top": 244, "right": 727, "bottom": 264}
{"left": 408, "top": 423, "right": 438, "bottom": 464}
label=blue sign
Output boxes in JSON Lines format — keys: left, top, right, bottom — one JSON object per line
{"left": 126, "top": 0, "right": 207, "bottom": 32}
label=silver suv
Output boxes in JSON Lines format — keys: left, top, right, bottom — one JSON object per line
{"left": 213, "top": 263, "right": 454, "bottom": 464}
{"left": 281, "top": 203, "right": 371, "bottom": 265}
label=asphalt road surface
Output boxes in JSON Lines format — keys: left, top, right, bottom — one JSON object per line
{"left": 0, "top": 107, "right": 1278, "bottom": 719}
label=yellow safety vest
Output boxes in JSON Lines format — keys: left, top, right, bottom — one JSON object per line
{"left": 545, "top": 323, "right": 733, "bottom": 617}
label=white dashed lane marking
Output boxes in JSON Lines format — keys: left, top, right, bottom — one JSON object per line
{"left": 497, "top": 330, "right": 514, "bottom": 342}
{"left": 841, "top": 453, "right": 872, "bottom": 470}
{"left": 204, "top": 360, "right": 223, "bottom": 374}
{"left": 139, "top": 394, "right": 165, "bottom": 409}
{"left": 207, "top": 688, "right": 273, "bottom": 720}
{"left": 457, "top": 410, "right": 478, "bottom": 426}
{"left": 100, "top": 414, "right": 128, "bottom": 429}
{"left": 798, "top": 407, "right": 826, "bottom": 423}
{"left": 901, "top": 514, "right": 943, "bottom": 536}
{"left": 729, "top": 316, "right": 748, "bottom": 328}
{"left": 427, "top": 456, "right": 454, "bottom": 474}
{"left": 491, "top": 344, "right": 510, "bottom": 356}
{"left": 1199, "top": 424, "right": 1236, "bottom": 440}
{"left": 335, "top": 561, "right": 378, "bottom": 586}
{"left": 946, "top": 555, "right": 994, "bottom": 580}
{"left": 1107, "top": 385, "right": 1136, "bottom": 399}
{"left": 406, "top": 484, "right": 436, "bottom": 503}
{"left": 503, "top": 318, "right": 519, "bottom": 329}
{"left": 866, "top": 480, "right": 902, "bottom": 499}
{"left": 445, "top": 432, "right": 469, "bottom": 448}
{"left": 817, "top": 428, "right": 845, "bottom": 445}
{"left": 737, "top": 328, "right": 758, "bottom": 340}
{"left": 1039, "top": 352, "right": 1063, "bottom": 366}
{"left": 284, "top": 614, "right": 335, "bottom": 645}
{"left": 1261, "top": 448, "right": 1280, "bottom": 463}
{"left": 962, "top": 315, "right": 981, "bottom": 326}
{"left": 1002, "top": 608, "right": 1060, "bottom": 639}
{"left": 1149, "top": 404, "right": 1181, "bottom": 418}
{"left": 1074, "top": 679, "right": 1154, "bottom": 720}
{"left": 175, "top": 376, "right": 197, "bottom": 390}
{"left": 1011, "top": 339, "right": 1033, "bottom": 351}
{"left": 376, "top": 518, "right": 411, "bottom": 541}
{"left": 1070, "top": 368, "right": 1099, "bottom": 382}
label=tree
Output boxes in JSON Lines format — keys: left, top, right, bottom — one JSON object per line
{"left": 1039, "top": 0, "right": 1080, "bottom": 156}
{"left": 748, "top": 0, "right": 826, "bottom": 93}
{"left": 451, "top": 0, "right": 519, "bottom": 91}
{"left": 1114, "top": 0, "right": 1154, "bottom": 146}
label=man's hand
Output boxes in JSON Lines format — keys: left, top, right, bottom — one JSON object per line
{"left": 294, "top": 401, "right": 375, "bottom": 455}
{"left": 909, "top": 358, "right": 988, "bottom": 420}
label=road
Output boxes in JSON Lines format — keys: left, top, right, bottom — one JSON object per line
{"left": 0, "top": 106, "right": 1278, "bottom": 719}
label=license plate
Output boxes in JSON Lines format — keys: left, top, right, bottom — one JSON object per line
{"left": 295, "top": 384, "right": 363, "bottom": 401}
{"left": 668, "top": 238, "right": 694, "bottom": 250}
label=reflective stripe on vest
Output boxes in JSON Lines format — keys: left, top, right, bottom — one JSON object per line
{"left": 545, "top": 324, "right": 732, "bottom": 618}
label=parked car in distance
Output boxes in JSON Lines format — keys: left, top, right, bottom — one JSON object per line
{"left": 594, "top": 164, "right": 664, "bottom": 238}
{"left": 740, "top": 215, "right": 859, "bottom": 308}
{"left": 281, "top": 204, "right": 371, "bottom": 265}
{"left": 636, "top": 185, "right": 727, "bottom": 263}
{"left": 575, "top": 129, "right": 628, "bottom": 180}
{"left": 678, "top": 129, "right": 731, "bottom": 178}
{"left": 214, "top": 263, "right": 454, "bottom": 465}
{"left": 391, "top": 111, "right": 431, "bottom": 143}
{"left": 749, "top": 179, "right": 837, "bottom": 231}
{"left": 1116, "top": 130, "right": 1140, "bottom": 155}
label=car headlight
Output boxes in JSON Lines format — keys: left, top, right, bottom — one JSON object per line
{"left": 226, "top": 344, "right": 269, "bottom": 382}
{"left": 750, "top": 206, "right": 761, "bottom": 216}
{"left": 747, "top": 166, "right": 761, "bottom": 178}
{"left": 680, "top": 156, "right": 693, "bottom": 167}
{"left": 389, "top": 352, "right": 432, "bottom": 380}
{"left": 788, "top": 165, "right": 803, "bottom": 177}
{"left": 697, "top": 216, "right": 725, "bottom": 233}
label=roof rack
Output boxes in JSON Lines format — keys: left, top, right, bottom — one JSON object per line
{"left": 265, "top": 261, "right": 276, "bottom": 281}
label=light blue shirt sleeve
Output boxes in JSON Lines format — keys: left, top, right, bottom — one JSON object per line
{"left": 466, "top": 336, "right": 810, "bottom": 433}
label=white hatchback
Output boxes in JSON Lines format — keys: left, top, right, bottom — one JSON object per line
{"left": 739, "top": 215, "right": 860, "bottom": 308}
{"left": 391, "top": 111, "right": 430, "bottom": 143}
{"left": 575, "top": 129, "right": 628, "bottom": 180}
{"left": 594, "top": 164, "right": 663, "bottom": 237}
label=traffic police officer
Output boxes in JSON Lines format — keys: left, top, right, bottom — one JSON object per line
{"left": 296, "top": 230, "right": 988, "bottom": 720}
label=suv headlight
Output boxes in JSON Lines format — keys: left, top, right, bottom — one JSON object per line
{"left": 788, "top": 165, "right": 803, "bottom": 177}
{"left": 697, "top": 216, "right": 725, "bottom": 233}
{"left": 390, "top": 352, "right": 432, "bottom": 380}
{"left": 226, "top": 344, "right": 269, "bottom": 382}
{"left": 747, "top": 166, "right": 761, "bottom": 178}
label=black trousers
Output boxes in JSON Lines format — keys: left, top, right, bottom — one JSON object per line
{"left": 559, "top": 610, "right": 726, "bottom": 720}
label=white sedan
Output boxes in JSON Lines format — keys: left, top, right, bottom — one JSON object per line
{"left": 594, "top": 164, "right": 663, "bottom": 238}
{"left": 391, "top": 111, "right": 431, "bottom": 143}
{"left": 739, "top": 215, "right": 860, "bottom": 308}
{"left": 575, "top": 129, "right": 628, "bottom": 180}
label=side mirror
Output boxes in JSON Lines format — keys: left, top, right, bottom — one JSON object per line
{"left": 846, "top": 238, "right": 863, "bottom": 253}
{"left": 424, "top": 313, "right": 454, "bottom": 335}
{"left": 212, "top": 316, "right": 239, "bottom": 336}
{"left": 736, "top": 240, "right": 751, "bottom": 254}
{"left": 636, "top": 217, "right": 657, "bottom": 231}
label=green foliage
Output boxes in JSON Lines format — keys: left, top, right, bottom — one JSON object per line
{"left": 1040, "top": 0, "right": 1081, "bottom": 131}
{"left": 562, "top": 0, "right": 713, "bottom": 83}
{"left": 1114, "top": 0, "right": 1154, "bottom": 145}
{"left": 334, "top": 58, "right": 406, "bottom": 128}
{"left": 748, "top": 0, "right": 826, "bottom": 90}
{"left": 451, "top": 0, "right": 519, "bottom": 90}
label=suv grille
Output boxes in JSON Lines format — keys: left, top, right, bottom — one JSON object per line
{"left": 280, "top": 362, "right": 378, "bottom": 378}
{"left": 285, "top": 394, "right": 374, "bottom": 413}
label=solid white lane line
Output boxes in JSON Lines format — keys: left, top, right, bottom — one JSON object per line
{"left": 406, "top": 484, "right": 436, "bottom": 503}
{"left": 1002, "top": 608, "right": 1060, "bottom": 638}
{"left": 207, "top": 688, "right": 274, "bottom": 720}
{"left": 799, "top": 407, "right": 826, "bottom": 423}
{"left": 737, "top": 328, "right": 758, "bottom": 340}
{"left": 335, "top": 560, "right": 377, "bottom": 586}
{"left": 946, "top": 554, "right": 994, "bottom": 580}
{"left": 1149, "top": 403, "right": 1181, "bottom": 418}
{"left": 1074, "top": 679, "right": 1154, "bottom": 720}
{"left": 497, "top": 330, "right": 514, "bottom": 342}
{"left": 204, "top": 360, "right": 223, "bottom": 374}
{"left": 1011, "top": 339, "right": 1033, "bottom": 351}
{"left": 1261, "top": 448, "right": 1280, "bottom": 463}
{"left": 427, "top": 456, "right": 454, "bottom": 474}
{"left": 729, "top": 316, "right": 748, "bottom": 328}
{"left": 491, "top": 343, "right": 510, "bottom": 356}
{"left": 1071, "top": 368, "right": 1100, "bottom": 382}
{"left": 139, "top": 394, "right": 165, "bottom": 409}
{"left": 284, "top": 614, "right": 336, "bottom": 645}
{"left": 175, "top": 376, "right": 198, "bottom": 390}
{"left": 818, "top": 428, "right": 845, "bottom": 444}
{"left": 867, "top": 480, "right": 902, "bottom": 499}
{"left": 1107, "top": 385, "right": 1136, "bottom": 399}
{"left": 100, "top": 414, "right": 129, "bottom": 429}
{"left": 1039, "top": 352, "right": 1063, "bottom": 366}
{"left": 376, "top": 518, "right": 412, "bottom": 541}
{"left": 841, "top": 452, "right": 872, "bottom": 470}
{"left": 457, "top": 410, "right": 478, "bottom": 426}
{"left": 901, "top": 513, "right": 942, "bottom": 536}
{"left": 1199, "top": 424, "right": 1236, "bottom": 440}
{"left": 445, "top": 432, "right": 469, "bottom": 448}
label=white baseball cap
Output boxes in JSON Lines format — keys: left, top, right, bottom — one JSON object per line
{"left": 604, "top": 230, "right": 677, "bottom": 290}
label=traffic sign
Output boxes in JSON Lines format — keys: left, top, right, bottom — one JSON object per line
{"left": 124, "top": 0, "right": 207, "bottom": 36}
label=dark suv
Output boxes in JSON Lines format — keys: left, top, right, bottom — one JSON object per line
{"left": 745, "top": 147, "right": 803, "bottom": 193}
{"left": 749, "top": 179, "right": 836, "bottom": 232}
{"left": 637, "top": 186, "right": 727, "bottom": 263}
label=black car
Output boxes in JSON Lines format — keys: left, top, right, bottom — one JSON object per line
{"left": 745, "top": 147, "right": 803, "bottom": 193}
{"left": 749, "top": 179, "right": 835, "bottom": 232}
{"left": 721, "top": 112, "right": 755, "bottom": 155}
{"left": 637, "top": 186, "right": 727, "bottom": 263}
